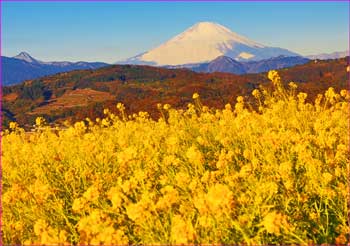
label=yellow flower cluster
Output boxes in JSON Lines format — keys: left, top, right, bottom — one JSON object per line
{"left": 2, "top": 71, "right": 348, "bottom": 244}
{"left": 35, "top": 116, "right": 46, "bottom": 127}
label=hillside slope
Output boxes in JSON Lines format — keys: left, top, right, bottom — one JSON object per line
{"left": 2, "top": 57, "right": 348, "bottom": 127}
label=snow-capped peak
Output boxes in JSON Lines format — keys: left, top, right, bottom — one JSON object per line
{"left": 121, "top": 21, "right": 300, "bottom": 66}
{"left": 175, "top": 22, "right": 265, "bottom": 48}
{"left": 13, "top": 52, "right": 40, "bottom": 63}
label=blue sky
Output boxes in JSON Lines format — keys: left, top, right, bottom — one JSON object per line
{"left": 2, "top": 1, "right": 349, "bottom": 63}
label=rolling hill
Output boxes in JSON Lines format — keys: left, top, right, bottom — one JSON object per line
{"left": 2, "top": 57, "right": 348, "bottom": 128}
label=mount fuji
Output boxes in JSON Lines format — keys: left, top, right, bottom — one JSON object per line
{"left": 120, "top": 22, "right": 300, "bottom": 66}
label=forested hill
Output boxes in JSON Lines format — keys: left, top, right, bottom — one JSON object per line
{"left": 2, "top": 57, "right": 348, "bottom": 128}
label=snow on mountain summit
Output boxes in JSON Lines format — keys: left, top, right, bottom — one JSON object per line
{"left": 122, "top": 21, "right": 299, "bottom": 66}
{"left": 172, "top": 22, "right": 265, "bottom": 48}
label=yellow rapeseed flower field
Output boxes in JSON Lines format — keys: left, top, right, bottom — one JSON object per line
{"left": 1, "top": 71, "right": 349, "bottom": 244}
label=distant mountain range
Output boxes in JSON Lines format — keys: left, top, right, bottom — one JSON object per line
{"left": 119, "top": 22, "right": 300, "bottom": 65}
{"left": 3, "top": 50, "right": 346, "bottom": 86}
{"left": 1, "top": 21, "right": 348, "bottom": 86}
{"left": 168, "top": 55, "right": 310, "bottom": 74}
{"left": 2, "top": 52, "right": 110, "bottom": 86}
{"left": 307, "top": 50, "right": 349, "bottom": 60}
